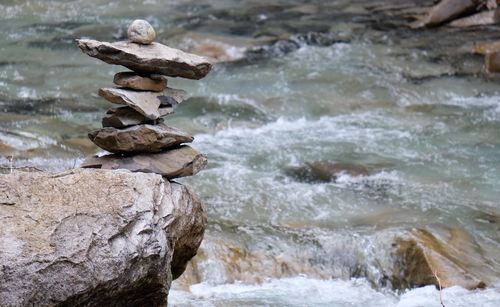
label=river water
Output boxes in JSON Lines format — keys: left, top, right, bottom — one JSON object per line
{"left": 1, "top": 0, "right": 499, "bottom": 306}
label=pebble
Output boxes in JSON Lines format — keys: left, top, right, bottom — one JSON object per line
{"left": 127, "top": 19, "right": 156, "bottom": 44}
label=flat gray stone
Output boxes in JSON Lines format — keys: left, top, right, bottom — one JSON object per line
{"left": 98, "top": 87, "right": 186, "bottom": 120}
{"left": 77, "top": 39, "right": 212, "bottom": 79}
{"left": 114, "top": 72, "right": 167, "bottom": 92}
{"left": 81, "top": 145, "right": 207, "bottom": 179}
{"left": 102, "top": 106, "right": 162, "bottom": 128}
{"left": 88, "top": 124, "right": 193, "bottom": 154}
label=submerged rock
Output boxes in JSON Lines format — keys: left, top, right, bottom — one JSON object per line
{"left": 114, "top": 72, "right": 167, "bottom": 92}
{"left": 98, "top": 87, "right": 186, "bottom": 120}
{"left": 0, "top": 141, "right": 16, "bottom": 156}
{"left": 88, "top": 124, "right": 193, "bottom": 154}
{"left": 170, "top": 32, "right": 256, "bottom": 62}
{"left": 391, "top": 228, "right": 487, "bottom": 290}
{"left": 81, "top": 145, "right": 207, "bottom": 179}
{"left": 0, "top": 169, "right": 206, "bottom": 306}
{"left": 102, "top": 106, "right": 161, "bottom": 128}
{"left": 76, "top": 39, "right": 212, "bottom": 79}
{"left": 285, "top": 161, "right": 369, "bottom": 183}
{"left": 485, "top": 51, "right": 500, "bottom": 72}
{"left": 127, "top": 19, "right": 156, "bottom": 45}
{"left": 474, "top": 40, "right": 500, "bottom": 54}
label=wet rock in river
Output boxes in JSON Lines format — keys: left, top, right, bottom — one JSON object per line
{"left": 98, "top": 87, "right": 186, "bottom": 120}
{"left": 0, "top": 141, "right": 17, "bottom": 156}
{"left": 450, "top": 8, "right": 500, "bottom": 27}
{"left": 285, "top": 161, "right": 370, "bottom": 183}
{"left": 0, "top": 169, "right": 206, "bottom": 306}
{"left": 391, "top": 228, "right": 487, "bottom": 290}
{"left": 474, "top": 40, "right": 500, "bottom": 55}
{"left": 412, "top": 0, "right": 478, "bottom": 28}
{"left": 127, "top": 19, "right": 156, "bottom": 45}
{"left": 485, "top": 51, "right": 500, "bottom": 72}
{"left": 76, "top": 38, "right": 212, "bottom": 79}
{"left": 170, "top": 32, "right": 254, "bottom": 63}
{"left": 114, "top": 71, "right": 167, "bottom": 92}
{"left": 88, "top": 124, "right": 193, "bottom": 154}
{"left": 81, "top": 145, "right": 207, "bottom": 179}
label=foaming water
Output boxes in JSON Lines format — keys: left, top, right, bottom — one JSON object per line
{"left": 170, "top": 277, "right": 500, "bottom": 307}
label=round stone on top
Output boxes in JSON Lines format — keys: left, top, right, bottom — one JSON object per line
{"left": 127, "top": 19, "right": 156, "bottom": 45}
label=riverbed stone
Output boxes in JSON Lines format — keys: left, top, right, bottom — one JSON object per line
{"left": 81, "top": 145, "right": 207, "bottom": 179}
{"left": 88, "top": 124, "right": 194, "bottom": 154}
{"left": 0, "top": 168, "right": 206, "bottom": 306}
{"left": 127, "top": 19, "right": 156, "bottom": 45}
{"left": 76, "top": 39, "right": 212, "bottom": 79}
{"left": 98, "top": 87, "right": 186, "bottom": 120}
{"left": 102, "top": 106, "right": 160, "bottom": 128}
{"left": 114, "top": 72, "right": 167, "bottom": 92}
{"left": 391, "top": 228, "right": 487, "bottom": 290}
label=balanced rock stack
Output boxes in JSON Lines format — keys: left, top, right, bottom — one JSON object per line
{"left": 77, "top": 20, "right": 211, "bottom": 179}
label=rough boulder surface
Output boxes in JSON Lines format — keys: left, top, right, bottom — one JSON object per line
{"left": 0, "top": 169, "right": 206, "bottom": 306}
{"left": 77, "top": 39, "right": 212, "bottom": 79}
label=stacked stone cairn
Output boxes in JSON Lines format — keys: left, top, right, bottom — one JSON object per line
{"left": 77, "top": 20, "right": 211, "bottom": 179}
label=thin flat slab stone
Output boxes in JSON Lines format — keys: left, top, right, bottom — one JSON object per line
{"left": 114, "top": 72, "right": 167, "bottom": 92}
{"left": 81, "top": 145, "right": 207, "bottom": 179}
{"left": 88, "top": 124, "right": 193, "bottom": 154}
{"left": 77, "top": 39, "right": 212, "bottom": 80}
{"left": 102, "top": 106, "right": 162, "bottom": 128}
{"left": 98, "top": 87, "right": 186, "bottom": 120}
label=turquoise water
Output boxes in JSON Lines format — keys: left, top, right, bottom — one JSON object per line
{"left": 0, "top": 0, "right": 499, "bottom": 306}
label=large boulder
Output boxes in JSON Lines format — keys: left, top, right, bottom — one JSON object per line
{"left": 0, "top": 169, "right": 206, "bottom": 306}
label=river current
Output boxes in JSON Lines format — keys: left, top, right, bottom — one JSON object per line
{"left": 0, "top": 0, "right": 499, "bottom": 306}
